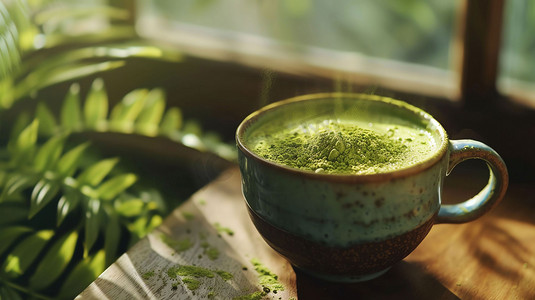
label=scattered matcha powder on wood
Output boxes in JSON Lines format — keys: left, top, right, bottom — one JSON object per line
{"left": 160, "top": 233, "right": 193, "bottom": 252}
{"left": 251, "top": 258, "right": 285, "bottom": 293}
{"left": 142, "top": 271, "right": 155, "bottom": 280}
{"left": 182, "top": 211, "right": 195, "bottom": 220}
{"left": 201, "top": 241, "right": 220, "bottom": 260}
{"left": 182, "top": 277, "right": 201, "bottom": 290}
{"left": 215, "top": 270, "right": 234, "bottom": 281}
{"left": 173, "top": 265, "right": 215, "bottom": 278}
{"left": 233, "top": 258, "right": 286, "bottom": 299}
{"left": 167, "top": 266, "right": 180, "bottom": 279}
{"left": 233, "top": 291, "right": 265, "bottom": 300}
{"left": 214, "top": 222, "right": 234, "bottom": 236}
{"left": 166, "top": 264, "right": 235, "bottom": 293}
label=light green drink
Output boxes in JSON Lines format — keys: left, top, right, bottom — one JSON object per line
{"left": 248, "top": 120, "right": 436, "bottom": 174}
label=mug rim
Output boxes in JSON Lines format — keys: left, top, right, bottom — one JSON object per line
{"left": 236, "top": 92, "right": 449, "bottom": 183}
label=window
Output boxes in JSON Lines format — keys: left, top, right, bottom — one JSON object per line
{"left": 499, "top": 0, "right": 535, "bottom": 107}
{"left": 136, "top": 0, "right": 461, "bottom": 99}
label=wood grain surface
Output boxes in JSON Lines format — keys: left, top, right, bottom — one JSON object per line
{"left": 78, "top": 167, "right": 535, "bottom": 299}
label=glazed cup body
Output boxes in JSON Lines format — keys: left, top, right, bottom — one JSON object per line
{"left": 236, "top": 93, "right": 508, "bottom": 282}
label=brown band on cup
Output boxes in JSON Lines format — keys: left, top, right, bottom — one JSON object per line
{"left": 247, "top": 204, "right": 436, "bottom": 276}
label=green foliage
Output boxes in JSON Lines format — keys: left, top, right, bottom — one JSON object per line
{"left": 0, "top": 285, "right": 24, "bottom": 300}
{"left": 0, "top": 120, "right": 166, "bottom": 299}
{"left": 24, "top": 77, "right": 235, "bottom": 160}
{"left": 0, "top": 205, "right": 26, "bottom": 227}
{"left": 0, "top": 75, "right": 236, "bottom": 299}
{"left": 0, "top": 2, "right": 235, "bottom": 299}
{"left": 0, "top": 0, "right": 182, "bottom": 107}
{"left": 2, "top": 230, "right": 55, "bottom": 277}
{"left": 29, "top": 231, "right": 78, "bottom": 290}
{"left": 84, "top": 78, "right": 109, "bottom": 131}
{"left": 0, "top": 226, "right": 33, "bottom": 256}
{"left": 0, "top": 1, "right": 23, "bottom": 79}
{"left": 58, "top": 249, "right": 106, "bottom": 298}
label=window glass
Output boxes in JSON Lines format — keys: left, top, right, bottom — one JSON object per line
{"left": 137, "top": 0, "right": 457, "bottom": 70}
{"left": 499, "top": 0, "right": 535, "bottom": 95}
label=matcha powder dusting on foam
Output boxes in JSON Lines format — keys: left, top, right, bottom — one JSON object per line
{"left": 250, "top": 121, "right": 435, "bottom": 174}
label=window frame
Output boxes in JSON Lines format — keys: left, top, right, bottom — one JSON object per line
{"left": 134, "top": 1, "right": 463, "bottom": 101}
{"left": 133, "top": 0, "right": 535, "bottom": 111}
{"left": 459, "top": 0, "right": 505, "bottom": 107}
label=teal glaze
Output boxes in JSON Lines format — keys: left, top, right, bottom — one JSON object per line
{"left": 239, "top": 147, "right": 446, "bottom": 247}
{"left": 437, "top": 139, "right": 509, "bottom": 223}
{"left": 236, "top": 93, "right": 509, "bottom": 282}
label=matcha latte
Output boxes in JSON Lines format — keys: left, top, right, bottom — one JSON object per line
{"left": 246, "top": 120, "right": 437, "bottom": 175}
{"left": 237, "top": 93, "right": 508, "bottom": 283}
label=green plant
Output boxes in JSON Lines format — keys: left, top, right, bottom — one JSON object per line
{"left": 0, "top": 126, "right": 164, "bottom": 299}
{"left": 0, "top": 75, "right": 237, "bottom": 299}
{"left": 0, "top": 1, "right": 236, "bottom": 299}
{"left": 0, "top": 0, "right": 182, "bottom": 109}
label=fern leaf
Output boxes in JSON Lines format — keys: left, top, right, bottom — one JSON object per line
{"left": 29, "top": 230, "right": 79, "bottom": 291}
{"left": 0, "top": 1, "right": 22, "bottom": 80}
{"left": 147, "top": 214, "right": 163, "bottom": 233}
{"left": 60, "top": 83, "right": 83, "bottom": 131}
{"left": 0, "top": 77, "right": 15, "bottom": 109}
{"left": 76, "top": 157, "right": 119, "bottom": 187}
{"left": 36, "top": 102, "right": 58, "bottom": 136}
{"left": 0, "top": 174, "right": 38, "bottom": 203}
{"left": 55, "top": 142, "right": 90, "bottom": 177}
{"left": 8, "top": 111, "right": 31, "bottom": 140}
{"left": 115, "top": 198, "right": 144, "bottom": 217}
{"left": 2, "top": 230, "right": 54, "bottom": 277}
{"left": 83, "top": 78, "right": 108, "bottom": 131}
{"left": 29, "top": 179, "right": 61, "bottom": 219}
{"left": 84, "top": 198, "right": 101, "bottom": 255}
{"left": 126, "top": 215, "right": 148, "bottom": 239}
{"left": 56, "top": 187, "right": 81, "bottom": 227}
{"left": 104, "top": 212, "right": 120, "bottom": 266}
{"left": 109, "top": 88, "right": 148, "bottom": 132}
{"left": 0, "top": 226, "right": 32, "bottom": 256}
{"left": 33, "top": 133, "right": 67, "bottom": 172}
{"left": 96, "top": 173, "right": 137, "bottom": 201}
{"left": 8, "top": 119, "right": 39, "bottom": 166}
{"left": 159, "top": 107, "right": 183, "bottom": 135}
{"left": 135, "top": 88, "right": 166, "bottom": 136}
{"left": 12, "top": 119, "right": 39, "bottom": 151}
{"left": 58, "top": 249, "right": 106, "bottom": 299}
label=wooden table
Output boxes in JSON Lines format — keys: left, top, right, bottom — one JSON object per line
{"left": 78, "top": 167, "right": 535, "bottom": 299}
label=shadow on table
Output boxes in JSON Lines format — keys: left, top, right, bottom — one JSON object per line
{"left": 294, "top": 261, "right": 459, "bottom": 300}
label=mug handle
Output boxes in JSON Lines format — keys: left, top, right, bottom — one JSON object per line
{"left": 436, "top": 139, "right": 509, "bottom": 224}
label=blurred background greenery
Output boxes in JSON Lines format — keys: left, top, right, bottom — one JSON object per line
{"left": 142, "top": 0, "right": 457, "bottom": 69}
{"left": 500, "top": 0, "right": 535, "bottom": 92}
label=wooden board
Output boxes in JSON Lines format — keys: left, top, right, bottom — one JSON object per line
{"left": 78, "top": 168, "right": 297, "bottom": 299}
{"left": 78, "top": 167, "right": 535, "bottom": 299}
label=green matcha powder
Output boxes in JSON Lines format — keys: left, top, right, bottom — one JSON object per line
{"left": 251, "top": 122, "right": 432, "bottom": 174}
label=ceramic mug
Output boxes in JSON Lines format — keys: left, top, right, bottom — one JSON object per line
{"left": 236, "top": 93, "right": 508, "bottom": 282}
